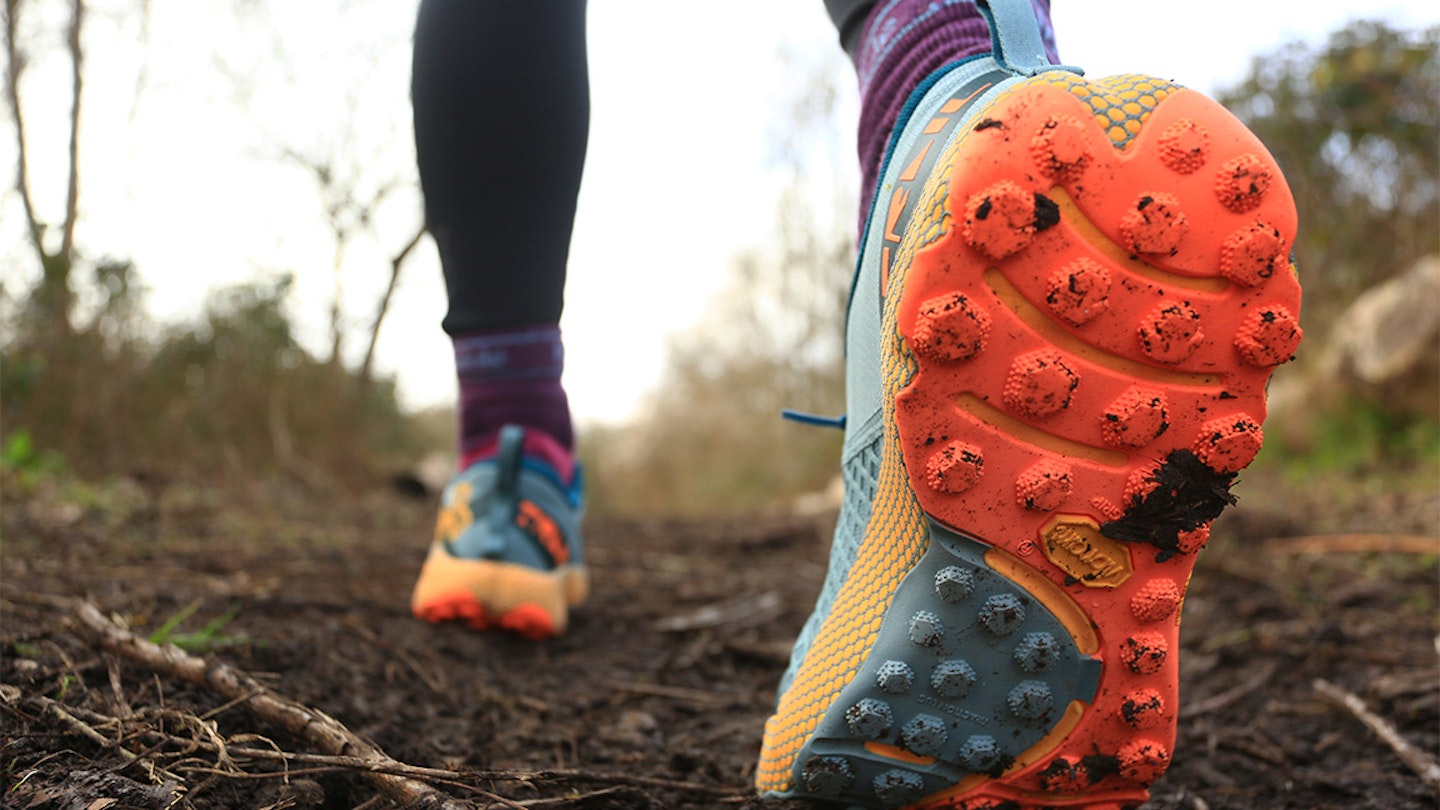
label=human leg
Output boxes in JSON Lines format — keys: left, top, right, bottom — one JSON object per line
{"left": 759, "top": 1, "right": 1302, "bottom": 805}
{"left": 413, "top": 0, "right": 588, "bottom": 462}
{"left": 409, "top": 0, "right": 591, "bottom": 639}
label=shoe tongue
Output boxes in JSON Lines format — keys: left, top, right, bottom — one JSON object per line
{"left": 494, "top": 425, "right": 524, "bottom": 501}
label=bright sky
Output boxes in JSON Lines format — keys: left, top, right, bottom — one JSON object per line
{"left": 4, "top": 0, "right": 1436, "bottom": 426}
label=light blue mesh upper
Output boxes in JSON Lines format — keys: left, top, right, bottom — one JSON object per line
{"left": 778, "top": 435, "right": 883, "bottom": 695}
{"left": 774, "top": 0, "right": 1084, "bottom": 714}
{"left": 442, "top": 424, "right": 585, "bottom": 570}
{"left": 776, "top": 56, "right": 1014, "bottom": 700}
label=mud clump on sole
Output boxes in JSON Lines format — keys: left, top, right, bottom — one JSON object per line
{"left": 1101, "top": 449, "right": 1237, "bottom": 559}
{"left": 1033, "top": 192, "right": 1061, "bottom": 232}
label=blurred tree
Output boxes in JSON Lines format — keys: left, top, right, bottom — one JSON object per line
{"left": 597, "top": 181, "right": 851, "bottom": 514}
{"left": 214, "top": 0, "right": 426, "bottom": 381}
{"left": 1, "top": 0, "right": 424, "bottom": 485}
{"left": 1219, "top": 21, "right": 1439, "bottom": 329}
{"left": 3, "top": 0, "right": 153, "bottom": 348}
{"left": 584, "top": 55, "right": 855, "bottom": 515}
{"left": 3, "top": 0, "right": 86, "bottom": 338}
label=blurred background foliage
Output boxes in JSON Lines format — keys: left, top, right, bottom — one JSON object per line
{"left": 1217, "top": 21, "right": 1439, "bottom": 482}
{"left": 2, "top": 270, "right": 418, "bottom": 489}
{"left": 1220, "top": 20, "right": 1438, "bottom": 325}
{"left": 3, "top": 18, "right": 1436, "bottom": 513}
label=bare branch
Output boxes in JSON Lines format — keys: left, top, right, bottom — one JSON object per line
{"left": 3, "top": 0, "right": 46, "bottom": 257}
{"left": 1314, "top": 678, "right": 1440, "bottom": 790}
{"left": 59, "top": 0, "right": 83, "bottom": 260}
{"left": 359, "top": 225, "right": 426, "bottom": 383}
{"left": 127, "top": 0, "right": 153, "bottom": 122}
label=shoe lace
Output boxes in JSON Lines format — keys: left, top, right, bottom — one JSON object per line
{"left": 781, "top": 409, "right": 847, "bottom": 430}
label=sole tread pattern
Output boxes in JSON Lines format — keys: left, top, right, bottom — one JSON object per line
{"left": 887, "top": 76, "right": 1300, "bottom": 808}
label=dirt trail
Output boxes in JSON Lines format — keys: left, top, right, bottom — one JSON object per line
{"left": 2, "top": 471, "right": 1436, "bottom": 808}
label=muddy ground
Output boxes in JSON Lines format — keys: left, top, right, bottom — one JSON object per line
{"left": 2, "top": 467, "right": 1437, "bottom": 809}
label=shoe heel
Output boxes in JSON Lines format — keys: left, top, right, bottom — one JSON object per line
{"left": 411, "top": 550, "right": 583, "bottom": 640}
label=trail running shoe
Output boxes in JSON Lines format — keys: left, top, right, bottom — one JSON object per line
{"left": 411, "top": 424, "right": 588, "bottom": 640}
{"left": 757, "top": 1, "right": 1302, "bottom": 807}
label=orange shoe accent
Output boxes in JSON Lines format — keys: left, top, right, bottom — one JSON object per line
{"left": 517, "top": 500, "right": 569, "bottom": 565}
{"left": 887, "top": 187, "right": 912, "bottom": 242}
{"left": 496, "top": 603, "right": 558, "bottom": 641}
{"left": 900, "top": 139, "right": 934, "bottom": 183}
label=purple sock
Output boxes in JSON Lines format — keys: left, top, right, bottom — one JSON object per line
{"left": 853, "top": 0, "right": 1059, "bottom": 229}
{"left": 454, "top": 326, "right": 574, "bottom": 478}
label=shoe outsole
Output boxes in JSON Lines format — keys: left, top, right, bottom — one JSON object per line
{"left": 411, "top": 551, "right": 589, "bottom": 641}
{"left": 763, "top": 72, "right": 1300, "bottom": 809}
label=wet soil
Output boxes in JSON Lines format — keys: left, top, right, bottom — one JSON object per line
{"left": 2, "top": 469, "right": 1436, "bottom": 809}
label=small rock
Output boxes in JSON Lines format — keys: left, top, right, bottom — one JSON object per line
{"left": 1325, "top": 255, "right": 1440, "bottom": 418}
{"left": 605, "top": 709, "right": 663, "bottom": 748}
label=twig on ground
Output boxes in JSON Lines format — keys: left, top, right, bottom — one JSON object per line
{"left": 518, "top": 786, "right": 630, "bottom": 807}
{"left": 1180, "top": 661, "right": 1278, "bottom": 720}
{"left": 175, "top": 764, "right": 343, "bottom": 780}
{"left": 45, "top": 699, "right": 119, "bottom": 751}
{"left": 343, "top": 614, "right": 449, "bottom": 695}
{"left": 197, "top": 688, "right": 267, "bottom": 721}
{"left": 1267, "top": 534, "right": 1438, "bottom": 555}
{"left": 10, "top": 691, "right": 186, "bottom": 783}
{"left": 1314, "top": 678, "right": 1440, "bottom": 790}
{"left": 66, "top": 600, "right": 746, "bottom": 807}
{"left": 5, "top": 688, "right": 116, "bottom": 756}
{"left": 37, "top": 713, "right": 740, "bottom": 803}
{"left": 610, "top": 680, "right": 735, "bottom": 705}
{"left": 654, "top": 591, "right": 784, "bottom": 632}
{"left": 71, "top": 600, "right": 473, "bottom": 810}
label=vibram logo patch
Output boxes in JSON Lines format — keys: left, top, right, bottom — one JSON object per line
{"left": 1041, "top": 514, "right": 1131, "bottom": 588}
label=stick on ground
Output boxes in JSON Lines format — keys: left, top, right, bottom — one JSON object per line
{"left": 71, "top": 601, "right": 475, "bottom": 810}
{"left": 1314, "top": 678, "right": 1440, "bottom": 791}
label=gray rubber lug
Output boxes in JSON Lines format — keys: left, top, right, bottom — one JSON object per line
{"left": 789, "top": 519, "right": 1102, "bottom": 808}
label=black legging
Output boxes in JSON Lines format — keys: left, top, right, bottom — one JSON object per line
{"left": 413, "top": 0, "right": 589, "bottom": 334}
{"left": 413, "top": 0, "right": 872, "bottom": 335}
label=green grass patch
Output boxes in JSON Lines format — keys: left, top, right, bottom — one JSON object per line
{"left": 1256, "top": 393, "right": 1440, "bottom": 481}
{"left": 149, "top": 600, "right": 247, "bottom": 653}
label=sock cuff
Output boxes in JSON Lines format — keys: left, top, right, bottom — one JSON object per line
{"left": 850, "top": 0, "right": 1059, "bottom": 230}
{"left": 454, "top": 325, "right": 564, "bottom": 381}
{"left": 857, "top": 0, "right": 1058, "bottom": 85}
{"left": 857, "top": 0, "right": 983, "bottom": 88}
